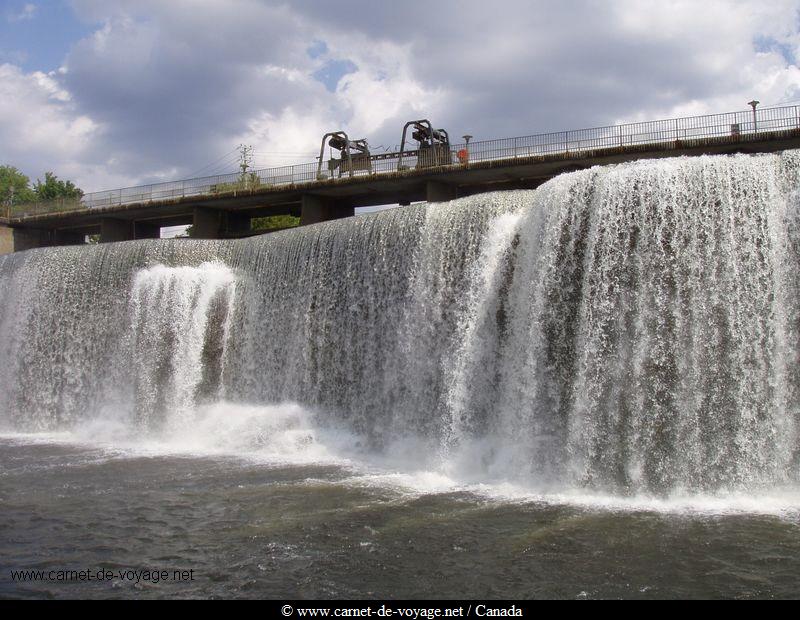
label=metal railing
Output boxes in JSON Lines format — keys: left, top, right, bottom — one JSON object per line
{"left": 8, "top": 104, "right": 800, "bottom": 219}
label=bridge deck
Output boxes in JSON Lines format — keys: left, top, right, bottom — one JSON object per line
{"left": 5, "top": 105, "right": 800, "bottom": 242}
{"left": 10, "top": 128, "right": 800, "bottom": 233}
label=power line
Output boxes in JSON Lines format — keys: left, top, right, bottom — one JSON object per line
{"left": 188, "top": 150, "right": 238, "bottom": 177}
{"left": 252, "top": 150, "right": 319, "bottom": 155}
{"left": 197, "top": 153, "right": 241, "bottom": 178}
{"left": 761, "top": 96, "right": 800, "bottom": 108}
{"left": 187, "top": 147, "right": 240, "bottom": 178}
{"left": 204, "top": 159, "right": 241, "bottom": 177}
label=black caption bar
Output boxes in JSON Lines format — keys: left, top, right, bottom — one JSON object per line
{"left": 270, "top": 602, "right": 533, "bottom": 617}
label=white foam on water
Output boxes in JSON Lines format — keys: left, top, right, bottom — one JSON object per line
{"left": 4, "top": 413, "right": 800, "bottom": 519}
{"left": 130, "top": 400, "right": 358, "bottom": 465}
{"left": 7, "top": 401, "right": 357, "bottom": 467}
{"left": 335, "top": 465, "right": 800, "bottom": 518}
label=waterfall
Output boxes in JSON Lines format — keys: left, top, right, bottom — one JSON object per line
{"left": 2, "top": 150, "right": 800, "bottom": 495}
{"left": 130, "top": 262, "right": 237, "bottom": 429}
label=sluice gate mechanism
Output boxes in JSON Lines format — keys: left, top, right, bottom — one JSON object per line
{"left": 398, "top": 120, "right": 452, "bottom": 170}
{"left": 317, "top": 132, "right": 372, "bottom": 180}
{"left": 317, "top": 119, "right": 455, "bottom": 181}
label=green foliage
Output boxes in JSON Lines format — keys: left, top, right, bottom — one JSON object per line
{"left": 1, "top": 166, "right": 84, "bottom": 217}
{"left": 0, "top": 165, "right": 37, "bottom": 206}
{"left": 33, "top": 171, "right": 83, "bottom": 201}
{"left": 251, "top": 214, "right": 300, "bottom": 232}
{"left": 211, "top": 173, "right": 263, "bottom": 194}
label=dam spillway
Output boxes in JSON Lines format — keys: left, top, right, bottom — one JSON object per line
{"left": 1, "top": 150, "right": 800, "bottom": 496}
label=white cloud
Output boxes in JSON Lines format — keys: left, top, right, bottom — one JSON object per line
{"left": 3, "top": 0, "right": 800, "bottom": 193}
{"left": 330, "top": 38, "right": 448, "bottom": 140}
{"left": 7, "top": 3, "right": 37, "bottom": 22}
{"left": 0, "top": 63, "right": 111, "bottom": 188}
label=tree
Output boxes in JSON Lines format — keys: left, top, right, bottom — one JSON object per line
{"left": 33, "top": 172, "right": 83, "bottom": 201}
{"left": 0, "top": 165, "right": 37, "bottom": 207}
{"left": 251, "top": 214, "right": 300, "bottom": 232}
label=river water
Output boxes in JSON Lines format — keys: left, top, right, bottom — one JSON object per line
{"left": 3, "top": 430, "right": 800, "bottom": 599}
{"left": 2, "top": 151, "right": 800, "bottom": 598}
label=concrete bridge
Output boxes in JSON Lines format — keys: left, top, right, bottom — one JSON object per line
{"left": 3, "top": 105, "right": 800, "bottom": 254}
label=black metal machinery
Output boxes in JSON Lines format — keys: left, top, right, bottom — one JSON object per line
{"left": 316, "top": 120, "right": 453, "bottom": 180}
{"left": 317, "top": 131, "right": 372, "bottom": 179}
{"left": 398, "top": 120, "right": 451, "bottom": 169}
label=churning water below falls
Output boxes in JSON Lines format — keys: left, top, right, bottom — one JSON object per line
{"left": 3, "top": 151, "right": 800, "bottom": 599}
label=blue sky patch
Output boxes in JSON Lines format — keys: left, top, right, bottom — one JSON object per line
{"left": 306, "top": 39, "right": 328, "bottom": 60}
{"left": 313, "top": 58, "right": 358, "bottom": 92}
{"left": 753, "top": 35, "right": 796, "bottom": 65}
{"left": 1, "top": 1, "right": 96, "bottom": 72}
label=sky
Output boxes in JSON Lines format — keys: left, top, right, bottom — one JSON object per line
{"left": 2, "top": 0, "right": 800, "bottom": 194}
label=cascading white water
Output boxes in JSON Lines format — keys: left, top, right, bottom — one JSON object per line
{"left": 130, "top": 262, "right": 237, "bottom": 428}
{"left": 1, "top": 150, "right": 800, "bottom": 495}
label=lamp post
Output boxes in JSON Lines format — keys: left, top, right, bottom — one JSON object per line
{"left": 462, "top": 134, "right": 473, "bottom": 164}
{"left": 748, "top": 100, "right": 760, "bottom": 133}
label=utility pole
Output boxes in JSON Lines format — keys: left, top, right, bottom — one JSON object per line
{"left": 237, "top": 144, "right": 254, "bottom": 189}
{"left": 238, "top": 144, "right": 253, "bottom": 177}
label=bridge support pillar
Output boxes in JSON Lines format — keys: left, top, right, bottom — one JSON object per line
{"left": 53, "top": 230, "right": 86, "bottom": 246}
{"left": 191, "top": 208, "right": 253, "bottom": 239}
{"left": 1, "top": 224, "right": 15, "bottom": 255}
{"left": 425, "top": 181, "right": 457, "bottom": 203}
{"left": 300, "top": 194, "right": 354, "bottom": 226}
{"left": 100, "top": 218, "right": 134, "bottom": 243}
{"left": 134, "top": 221, "right": 161, "bottom": 240}
{"left": 225, "top": 212, "right": 251, "bottom": 235}
{"left": 0, "top": 224, "right": 50, "bottom": 254}
{"left": 191, "top": 207, "right": 222, "bottom": 239}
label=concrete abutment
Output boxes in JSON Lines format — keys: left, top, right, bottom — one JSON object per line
{"left": 300, "top": 194, "right": 355, "bottom": 226}
{"left": 100, "top": 218, "right": 134, "bottom": 243}
{"left": 1, "top": 223, "right": 82, "bottom": 255}
{"left": 425, "top": 181, "right": 458, "bottom": 203}
{"left": 190, "top": 207, "right": 252, "bottom": 239}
